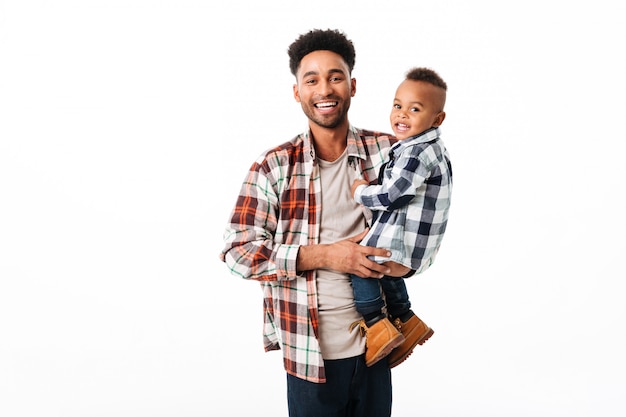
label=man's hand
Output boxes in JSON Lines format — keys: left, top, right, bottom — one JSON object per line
{"left": 351, "top": 178, "right": 369, "bottom": 198}
{"left": 297, "top": 229, "right": 391, "bottom": 278}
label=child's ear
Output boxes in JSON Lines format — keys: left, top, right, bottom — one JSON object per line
{"left": 433, "top": 111, "right": 446, "bottom": 127}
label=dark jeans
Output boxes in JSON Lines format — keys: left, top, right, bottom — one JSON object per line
{"left": 351, "top": 275, "right": 411, "bottom": 319}
{"left": 286, "top": 354, "right": 392, "bottom": 417}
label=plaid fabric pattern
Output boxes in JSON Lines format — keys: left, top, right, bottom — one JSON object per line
{"left": 355, "top": 127, "right": 452, "bottom": 274}
{"left": 220, "top": 126, "right": 394, "bottom": 383}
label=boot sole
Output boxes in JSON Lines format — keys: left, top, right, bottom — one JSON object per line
{"left": 388, "top": 327, "right": 434, "bottom": 369}
{"left": 366, "top": 333, "right": 405, "bottom": 367}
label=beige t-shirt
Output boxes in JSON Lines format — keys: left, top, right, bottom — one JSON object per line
{"left": 316, "top": 150, "right": 368, "bottom": 359}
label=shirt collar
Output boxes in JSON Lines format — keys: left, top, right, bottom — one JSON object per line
{"left": 390, "top": 127, "right": 441, "bottom": 157}
{"left": 303, "top": 124, "right": 363, "bottom": 162}
{"left": 346, "top": 124, "right": 364, "bottom": 159}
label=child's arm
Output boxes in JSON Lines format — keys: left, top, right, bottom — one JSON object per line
{"left": 355, "top": 151, "right": 429, "bottom": 212}
{"left": 351, "top": 178, "right": 369, "bottom": 198}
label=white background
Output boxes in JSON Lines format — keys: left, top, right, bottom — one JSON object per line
{"left": 1, "top": 1, "right": 625, "bottom": 416}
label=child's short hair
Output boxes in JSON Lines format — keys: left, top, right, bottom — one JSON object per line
{"left": 406, "top": 67, "right": 447, "bottom": 91}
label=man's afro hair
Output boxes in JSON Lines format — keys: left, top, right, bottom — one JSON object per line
{"left": 288, "top": 29, "right": 356, "bottom": 76}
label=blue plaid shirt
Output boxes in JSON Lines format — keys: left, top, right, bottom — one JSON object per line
{"left": 354, "top": 127, "right": 452, "bottom": 274}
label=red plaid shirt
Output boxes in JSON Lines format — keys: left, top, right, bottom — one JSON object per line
{"left": 220, "top": 126, "right": 394, "bottom": 382}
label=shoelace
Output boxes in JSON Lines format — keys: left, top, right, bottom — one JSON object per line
{"left": 349, "top": 319, "right": 367, "bottom": 337}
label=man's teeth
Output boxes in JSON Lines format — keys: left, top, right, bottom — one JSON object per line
{"left": 315, "top": 102, "right": 337, "bottom": 108}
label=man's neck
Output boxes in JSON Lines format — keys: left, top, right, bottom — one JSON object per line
{"left": 309, "top": 122, "right": 349, "bottom": 162}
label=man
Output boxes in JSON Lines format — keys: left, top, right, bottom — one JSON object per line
{"left": 220, "top": 29, "right": 399, "bottom": 417}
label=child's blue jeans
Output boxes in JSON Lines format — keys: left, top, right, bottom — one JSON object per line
{"left": 351, "top": 274, "right": 411, "bottom": 318}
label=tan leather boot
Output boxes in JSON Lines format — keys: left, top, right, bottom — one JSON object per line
{"left": 351, "top": 317, "right": 405, "bottom": 367}
{"left": 387, "top": 312, "right": 434, "bottom": 368}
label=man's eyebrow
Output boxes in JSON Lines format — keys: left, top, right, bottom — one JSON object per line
{"left": 302, "top": 68, "right": 346, "bottom": 78}
{"left": 328, "top": 68, "right": 346, "bottom": 76}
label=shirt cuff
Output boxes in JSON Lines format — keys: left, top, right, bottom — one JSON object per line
{"left": 275, "top": 243, "right": 300, "bottom": 280}
{"left": 354, "top": 184, "right": 367, "bottom": 204}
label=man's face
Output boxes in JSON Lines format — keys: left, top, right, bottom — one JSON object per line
{"left": 293, "top": 50, "right": 356, "bottom": 129}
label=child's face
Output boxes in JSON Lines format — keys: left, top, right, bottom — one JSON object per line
{"left": 390, "top": 79, "right": 446, "bottom": 140}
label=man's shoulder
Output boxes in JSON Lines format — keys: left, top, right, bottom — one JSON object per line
{"left": 252, "top": 133, "right": 310, "bottom": 172}
{"left": 257, "top": 133, "right": 305, "bottom": 157}
{"left": 352, "top": 128, "right": 397, "bottom": 155}
{"left": 355, "top": 128, "right": 396, "bottom": 143}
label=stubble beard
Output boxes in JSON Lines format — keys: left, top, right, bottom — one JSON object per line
{"left": 302, "top": 98, "right": 351, "bottom": 129}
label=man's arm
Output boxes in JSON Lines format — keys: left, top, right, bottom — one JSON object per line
{"left": 297, "top": 229, "right": 391, "bottom": 278}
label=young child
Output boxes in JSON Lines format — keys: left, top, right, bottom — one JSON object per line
{"left": 350, "top": 67, "right": 452, "bottom": 368}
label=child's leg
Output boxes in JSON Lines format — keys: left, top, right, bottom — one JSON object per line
{"left": 380, "top": 275, "right": 434, "bottom": 369}
{"left": 380, "top": 276, "right": 411, "bottom": 320}
{"left": 350, "top": 274, "right": 404, "bottom": 367}
{"left": 350, "top": 274, "right": 385, "bottom": 322}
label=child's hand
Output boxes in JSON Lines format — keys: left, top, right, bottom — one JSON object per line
{"left": 351, "top": 178, "right": 369, "bottom": 198}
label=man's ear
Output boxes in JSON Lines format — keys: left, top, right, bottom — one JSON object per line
{"left": 293, "top": 84, "right": 301, "bottom": 102}
{"left": 433, "top": 111, "right": 446, "bottom": 127}
{"left": 351, "top": 77, "right": 357, "bottom": 97}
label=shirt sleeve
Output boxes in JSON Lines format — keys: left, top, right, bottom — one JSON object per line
{"left": 358, "top": 147, "right": 432, "bottom": 212}
{"left": 220, "top": 159, "right": 300, "bottom": 282}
